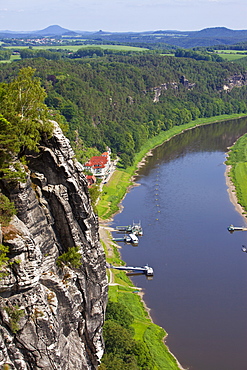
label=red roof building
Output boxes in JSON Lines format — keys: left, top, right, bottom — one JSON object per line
{"left": 83, "top": 152, "right": 111, "bottom": 178}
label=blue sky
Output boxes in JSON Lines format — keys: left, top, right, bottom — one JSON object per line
{"left": 0, "top": 0, "right": 246, "bottom": 32}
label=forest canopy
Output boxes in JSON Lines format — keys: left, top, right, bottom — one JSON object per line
{"left": 0, "top": 55, "right": 247, "bottom": 167}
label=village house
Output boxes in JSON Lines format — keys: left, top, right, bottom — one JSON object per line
{"left": 83, "top": 150, "right": 111, "bottom": 179}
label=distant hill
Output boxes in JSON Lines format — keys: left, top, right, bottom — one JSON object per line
{"left": 2, "top": 25, "right": 247, "bottom": 48}
{"left": 192, "top": 27, "right": 247, "bottom": 38}
{"left": 33, "top": 25, "right": 71, "bottom": 36}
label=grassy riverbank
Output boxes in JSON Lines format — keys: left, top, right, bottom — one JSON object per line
{"left": 100, "top": 231, "right": 182, "bottom": 370}
{"left": 97, "top": 113, "right": 247, "bottom": 219}
{"left": 226, "top": 132, "right": 247, "bottom": 216}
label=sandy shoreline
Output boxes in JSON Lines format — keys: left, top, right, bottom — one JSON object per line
{"left": 225, "top": 165, "right": 247, "bottom": 222}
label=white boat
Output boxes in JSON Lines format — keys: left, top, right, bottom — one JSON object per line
{"left": 124, "top": 233, "right": 139, "bottom": 245}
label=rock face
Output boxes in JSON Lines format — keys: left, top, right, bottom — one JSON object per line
{"left": 223, "top": 73, "right": 247, "bottom": 91}
{"left": 0, "top": 122, "right": 107, "bottom": 369}
{"left": 151, "top": 76, "right": 195, "bottom": 103}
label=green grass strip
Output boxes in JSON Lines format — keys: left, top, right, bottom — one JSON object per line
{"left": 226, "top": 133, "right": 247, "bottom": 214}
{"left": 144, "top": 325, "right": 180, "bottom": 370}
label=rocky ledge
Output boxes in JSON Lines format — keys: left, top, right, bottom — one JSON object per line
{"left": 0, "top": 122, "right": 107, "bottom": 369}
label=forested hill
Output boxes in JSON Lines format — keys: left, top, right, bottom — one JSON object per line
{"left": 1, "top": 55, "right": 247, "bottom": 166}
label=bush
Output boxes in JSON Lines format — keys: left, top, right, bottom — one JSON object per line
{"left": 56, "top": 246, "right": 82, "bottom": 269}
{"left": 0, "top": 194, "right": 16, "bottom": 227}
{"left": 4, "top": 305, "right": 25, "bottom": 333}
{"left": 106, "top": 301, "right": 134, "bottom": 329}
{"left": 0, "top": 244, "right": 9, "bottom": 278}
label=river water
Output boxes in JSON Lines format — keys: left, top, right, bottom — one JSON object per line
{"left": 112, "top": 118, "right": 247, "bottom": 370}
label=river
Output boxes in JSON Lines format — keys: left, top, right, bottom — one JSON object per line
{"left": 112, "top": 118, "right": 247, "bottom": 370}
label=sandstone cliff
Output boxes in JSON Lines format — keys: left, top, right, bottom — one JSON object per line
{"left": 0, "top": 122, "right": 107, "bottom": 369}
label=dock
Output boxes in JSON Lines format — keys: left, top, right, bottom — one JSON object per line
{"left": 112, "top": 233, "right": 139, "bottom": 245}
{"left": 227, "top": 224, "right": 247, "bottom": 232}
{"left": 116, "top": 221, "right": 143, "bottom": 236}
{"left": 110, "top": 264, "right": 154, "bottom": 276}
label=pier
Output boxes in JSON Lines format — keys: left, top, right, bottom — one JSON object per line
{"left": 227, "top": 224, "right": 247, "bottom": 232}
{"left": 112, "top": 233, "right": 139, "bottom": 245}
{"left": 116, "top": 221, "right": 143, "bottom": 236}
{"left": 110, "top": 264, "right": 154, "bottom": 276}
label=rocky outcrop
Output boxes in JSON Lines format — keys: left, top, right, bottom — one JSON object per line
{"left": 223, "top": 73, "right": 247, "bottom": 91}
{"left": 151, "top": 76, "right": 195, "bottom": 102}
{"left": 0, "top": 122, "right": 107, "bottom": 369}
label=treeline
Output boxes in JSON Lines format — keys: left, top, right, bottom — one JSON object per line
{"left": 0, "top": 49, "right": 11, "bottom": 60}
{"left": 19, "top": 47, "right": 149, "bottom": 61}
{"left": 0, "top": 54, "right": 247, "bottom": 167}
{"left": 209, "top": 42, "right": 247, "bottom": 51}
{"left": 175, "top": 48, "right": 224, "bottom": 62}
{"left": 99, "top": 301, "right": 153, "bottom": 369}
{"left": 19, "top": 48, "right": 69, "bottom": 60}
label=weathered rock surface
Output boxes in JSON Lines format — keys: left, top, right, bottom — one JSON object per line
{"left": 0, "top": 122, "right": 107, "bottom": 369}
{"left": 151, "top": 76, "right": 195, "bottom": 102}
{"left": 223, "top": 73, "right": 247, "bottom": 91}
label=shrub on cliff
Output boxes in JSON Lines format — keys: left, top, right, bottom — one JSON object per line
{"left": 0, "top": 244, "right": 9, "bottom": 279}
{"left": 0, "top": 194, "right": 16, "bottom": 227}
{"left": 56, "top": 246, "right": 82, "bottom": 269}
{"left": 4, "top": 305, "right": 25, "bottom": 333}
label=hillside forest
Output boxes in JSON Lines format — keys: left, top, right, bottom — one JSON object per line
{"left": 1, "top": 54, "right": 247, "bottom": 169}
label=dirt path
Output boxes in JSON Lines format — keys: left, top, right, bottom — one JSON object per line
{"left": 99, "top": 221, "right": 117, "bottom": 258}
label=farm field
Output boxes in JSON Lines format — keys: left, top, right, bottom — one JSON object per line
{"left": 215, "top": 50, "right": 247, "bottom": 60}
{"left": 4, "top": 44, "right": 149, "bottom": 52}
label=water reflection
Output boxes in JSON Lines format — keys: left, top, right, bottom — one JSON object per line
{"left": 136, "top": 117, "right": 247, "bottom": 179}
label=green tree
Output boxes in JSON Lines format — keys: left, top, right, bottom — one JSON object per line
{"left": 103, "top": 320, "right": 136, "bottom": 356}
{"left": 0, "top": 115, "right": 19, "bottom": 170}
{"left": 0, "top": 193, "right": 16, "bottom": 226}
{"left": 105, "top": 301, "right": 134, "bottom": 329}
{"left": 1, "top": 66, "right": 53, "bottom": 152}
{"left": 0, "top": 67, "right": 54, "bottom": 181}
